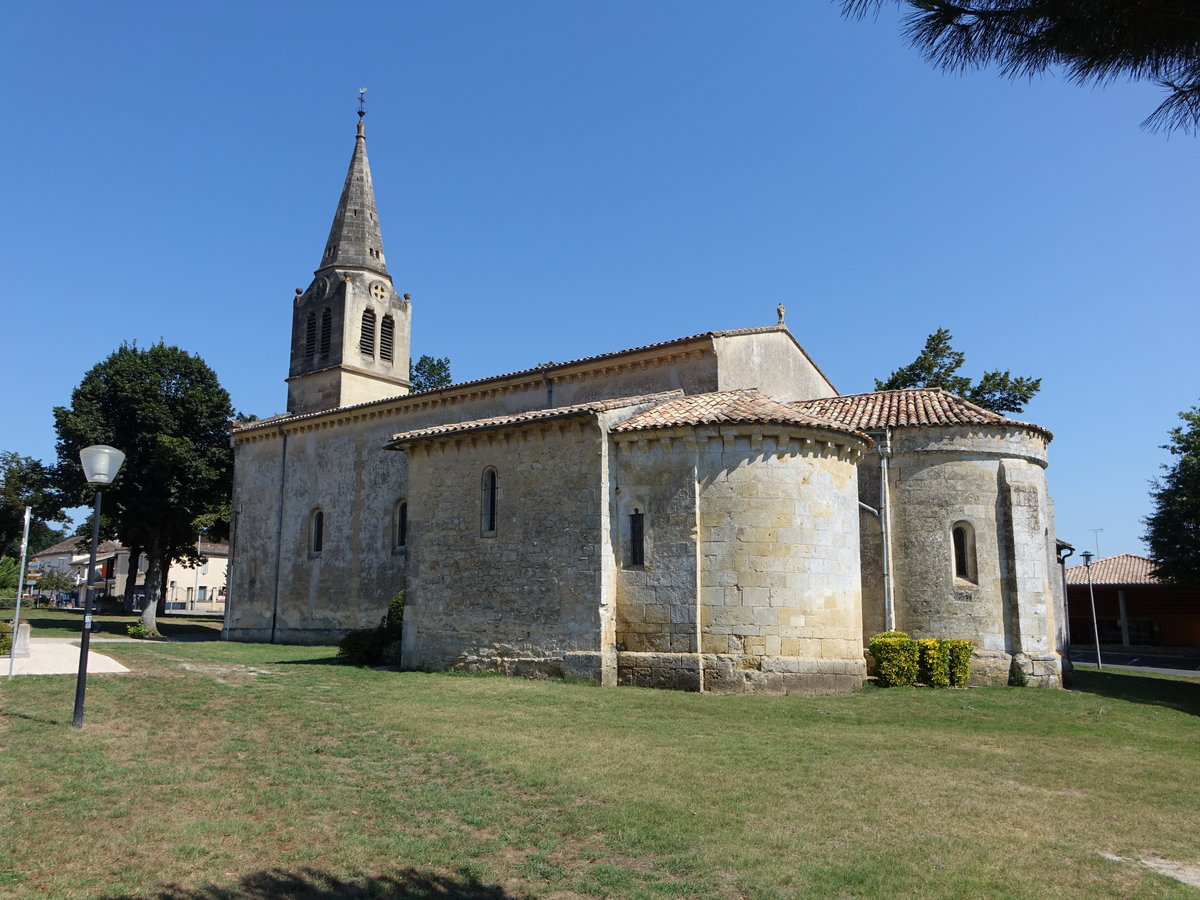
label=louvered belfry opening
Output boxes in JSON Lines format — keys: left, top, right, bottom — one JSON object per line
{"left": 380, "top": 315, "right": 395, "bottom": 363}
{"left": 360, "top": 309, "right": 377, "bottom": 357}
{"left": 304, "top": 312, "right": 317, "bottom": 361}
{"left": 319, "top": 308, "right": 332, "bottom": 357}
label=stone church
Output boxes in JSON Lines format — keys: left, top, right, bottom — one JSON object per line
{"left": 225, "top": 117, "right": 1067, "bottom": 692}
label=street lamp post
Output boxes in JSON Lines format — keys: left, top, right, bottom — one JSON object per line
{"left": 73, "top": 444, "right": 125, "bottom": 728}
{"left": 1081, "top": 550, "right": 1103, "bottom": 671}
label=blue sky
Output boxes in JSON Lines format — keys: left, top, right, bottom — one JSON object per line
{"left": 2, "top": 1, "right": 1194, "bottom": 559}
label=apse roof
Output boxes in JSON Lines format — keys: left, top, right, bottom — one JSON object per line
{"left": 793, "top": 388, "right": 1052, "bottom": 439}
{"left": 612, "top": 389, "right": 868, "bottom": 440}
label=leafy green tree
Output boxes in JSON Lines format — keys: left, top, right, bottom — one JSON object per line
{"left": 875, "top": 328, "right": 1041, "bottom": 414}
{"left": 53, "top": 342, "right": 234, "bottom": 632}
{"left": 842, "top": 1, "right": 1200, "bottom": 134}
{"left": 35, "top": 567, "right": 74, "bottom": 592}
{"left": 409, "top": 355, "right": 453, "bottom": 392}
{"left": 0, "top": 556, "right": 18, "bottom": 592}
{"left": 1143, "top": 405, "right": 1200, "bottom": 586}
{"left": 33, "top": 567, "right": 74, "bottom": 603}
{"left": 0, "top": 452, "right": 68, "bottom": 557}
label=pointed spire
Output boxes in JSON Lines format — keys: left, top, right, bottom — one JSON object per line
{"left": 317, "top": 106, "right": 390, "bottom": 278}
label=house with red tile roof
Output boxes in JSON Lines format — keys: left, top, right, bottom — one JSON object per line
{"left": 225, "top": 118, "right": 1067, "bottom": 692}
{"left": 1066, "top": 554, "right": 1200, "bottom": 650}
{"left": 30, "top": 536, "right": 229, "bottom": 612}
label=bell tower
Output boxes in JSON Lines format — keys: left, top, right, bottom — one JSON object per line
{"left": 286, "top": 98, "right": 412, "bottom": 415}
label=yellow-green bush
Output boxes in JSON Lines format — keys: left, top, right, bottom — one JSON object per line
{"left": 868, "top": 631, "right": 918, "bottom": 687}
{"left": 917, "top": 638, "right": 951, "bottom": 687}
{"left": 945, "top": 639, "right": 973, "bottom": 686}
{"left": 0, "top": 619, "right": 12, "bottom": 657}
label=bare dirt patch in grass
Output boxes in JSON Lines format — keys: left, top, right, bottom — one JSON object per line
{"left": 1100, "top": 853, "right": 1200, "bottom": 889}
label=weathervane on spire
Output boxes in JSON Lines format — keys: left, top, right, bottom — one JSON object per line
{"left": 357, "top": 87, "right": 368, "bottom": 119}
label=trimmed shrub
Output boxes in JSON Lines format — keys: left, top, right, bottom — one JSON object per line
{"left": 917, "top": 638, "right": 951, "bottom": 687}
{"left": 1008, "top": 656, "right": 1029, "bottom": 687}
{"left": 945, "top": 639, "right": 973, "bottom": 687}
{"left": 384, "top": 592, "right": 404, "bottom": 631}
{"left": 0, "top": 619, "right": 11, "bottom": 657}
{"left": 338, "top": 591, "right": 404, "bottom": 666}
{"left": 868, "top": 631, "right": 918, "bottom": 687}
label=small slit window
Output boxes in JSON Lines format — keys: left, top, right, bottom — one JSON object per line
{"left": 319, "top": 308, "right": 332, "bottom": 356}
{"left": 360, "top": 308, "right": 376, "bottom": 357}
{"left": 481, "top": 468, "right": 497, "bottom": 535}
{"left": 629, "top": 508, "right": 645, "bottom": 567}
{"left": 952, "top": 521, "right": 977, "bottom": 584}
{"left": 304, "top": 312, "right": 317, "bottom": 361}
{"left": 310, "top": 509, "right": 324, "bottom": 556}
{"left": 393, "top": 499, "right": 407, "bottom": 551}
{"left": 380, "top": 315, "right": 395, "bottom": 363}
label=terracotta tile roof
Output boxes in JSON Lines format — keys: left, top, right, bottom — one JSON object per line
{"left": 792, "top": 388, "right": 1052, "bottom": 439}
{"left": 235, "top": 324, "right": 798, "bottom": 435}
{"left": 32, "top": 537, "right": 228, "bottom": 559}
{"left": 1065, "top": 553, "right": 1161, "bottom": 586}
{"left": 33, "top": 536, "right": 90, "bottom": 557}
{"left": 612, "top": 390, "right": 870, "bottom": 440}
{"left": 67, "top": 540, "right": 123, "bottom": 563}
{"left": 387, "top": 391, "right": 685, "bottom": 446}
{"left": 34, "top": 537, "right": 124, "bottom": 559}
{"left": 429, "top": 325, "right": 789, "bottom": 389}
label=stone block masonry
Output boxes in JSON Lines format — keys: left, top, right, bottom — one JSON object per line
{"left": 401, "top": 417, "right": 611, "bottom": 682}
{"left": 614, "top": 424, "right": 870, "bottom": 693}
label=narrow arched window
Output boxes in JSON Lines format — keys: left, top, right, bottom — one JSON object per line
{"left": 629, "top": 508, "right": 645, "bottom": 567}
{"left": 360, "top": 308, "right": 376, "bottom": 357}
{"left": 380, "top": 315, "right": 395, "bottom": 363}
{"left": 319, "top": 308, "right": 332, "bottom": 357}
{"left": 952, "top": 521, "right": 976, "bottom": 584}
{"left": 310, "top": 509, "right": 324, "bottom": 556}
{"left": 393, "top": 499, "right": 407, "bottom": 551}
{"left": 481, "top": 468, "right": 497, "bottom": 535}
{"left": 304, "top": 312, "right": 317, "bottom": 361}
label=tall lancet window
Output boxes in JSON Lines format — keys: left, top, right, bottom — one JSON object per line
{"left": 380, "top": 315, "right": 395, "bottom": 363}
{"left": 481, "top": 468, "right": 498, "bottom": 535}
{"left": 304, "top": 312, "right": 317, "bottom": 361}
{"left": 310, "top": 509, "right": 324, "bottom": 557}
{"left": 360, "top": 309, "right": 377, "bottom": 357}
{"left": 629, "top": 508, "right": 645, "bottom": 567}
{"left": 319, "top": 308, "right": 332, "bottom": 357}
{"left": 952, "top": 521, "right": 977, "bottom": 584}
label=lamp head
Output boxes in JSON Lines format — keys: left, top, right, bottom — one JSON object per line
{"left": 1081, "top": 550, "right": 1094, "bottom": 566}
{"left": 79, "top": 445, "right": 125, "bottom": 486}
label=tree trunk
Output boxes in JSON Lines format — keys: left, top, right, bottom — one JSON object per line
{"left": 159, "top": 565, "right": 170, "bottom": 616}
{"left": 123, "top": 545, "right": 142, "bottom": 613}
{"left": 140, "top": 537, "right": 164, "bottom": 633}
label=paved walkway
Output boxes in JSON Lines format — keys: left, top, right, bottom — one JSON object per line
{"left": 5, "top": 637, "right": 132, "bottom": 676}
{"left": 1069, "top": 648, "right": 1200, "bottom": 678}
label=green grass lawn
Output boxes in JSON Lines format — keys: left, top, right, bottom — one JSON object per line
{"left": 2, "top": 636, "right": 1198, "bottom": 899}
{"left": 2, "top": 607, "right": 223, "bottom": 640}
